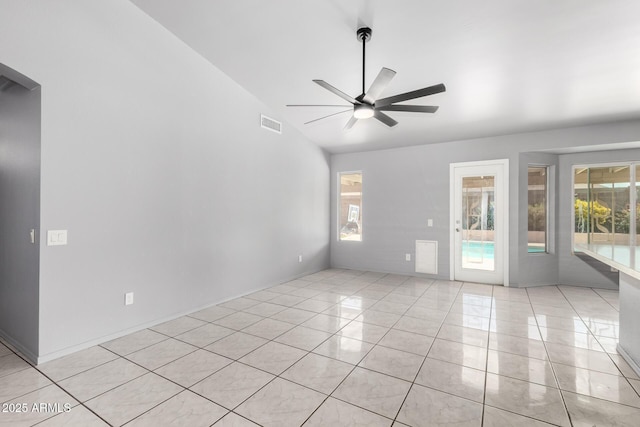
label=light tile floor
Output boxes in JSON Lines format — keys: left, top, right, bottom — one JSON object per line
{"left": 1, "top": 269, "right": 640, "bottom": 426}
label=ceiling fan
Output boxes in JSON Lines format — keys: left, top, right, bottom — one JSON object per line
{"left": 287, "top": 27, "right": 446, "bottom": 130}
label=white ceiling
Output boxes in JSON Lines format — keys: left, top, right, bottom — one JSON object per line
{"left": 131, "top": 0, "right": 640, "bottom": 154}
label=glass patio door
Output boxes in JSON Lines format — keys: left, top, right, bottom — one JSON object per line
{"left": 451, "top": 160, "right": 508, "bottom": 285}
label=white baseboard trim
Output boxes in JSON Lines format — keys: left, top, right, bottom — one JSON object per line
{"left": 0, "top": 328, "right": 38, "bottom": 365}
{"left": 617, "top": 343, "right": 640, "bottom": 378}
{"left": 32, "top": 267, "right": 326, "bottom": 364}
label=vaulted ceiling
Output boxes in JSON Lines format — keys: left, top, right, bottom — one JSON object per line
{"left": 131, "top": 0, "right": 640, "bottom": 154}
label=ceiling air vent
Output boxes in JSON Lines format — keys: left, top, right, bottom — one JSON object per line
{"left": 260, "top": 114, "right": 282, "bottom": 134}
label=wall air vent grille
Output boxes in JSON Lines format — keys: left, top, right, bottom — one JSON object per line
{"left": 260, "top": 114, "right": 282, "bottom": 134}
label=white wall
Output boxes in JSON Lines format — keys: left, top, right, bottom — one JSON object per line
{"left": 331, "top": 120, "right": 640, "bottom": 288}
{"left": 0, "top": 0, "right": 330, "bottom": 362}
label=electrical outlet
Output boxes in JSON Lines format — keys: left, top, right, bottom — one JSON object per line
{"left": 406, "top": 253, "right": 411, "bottom": 261}
{"left": 298, "top": 255, "right": 303, "bottom": 263}
{"left": 125, "top": 292, "right": 134, "bottom": 306}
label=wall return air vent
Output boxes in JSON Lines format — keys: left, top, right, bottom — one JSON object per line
{"left": 260, "top": 114, "right": 282, "bottom": 134}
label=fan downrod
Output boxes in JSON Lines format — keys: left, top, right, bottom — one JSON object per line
{"left": 356, "top": 27, "right": 372, "bottom": 97}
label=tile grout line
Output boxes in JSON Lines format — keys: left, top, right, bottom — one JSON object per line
{"left": 527, "top": 285, "right": 574, "bottom": 427}
{"left": 10, "top": 347, "right": 117, "bottom": 427}
{"left": 555, "top": 285, "right": 640, "bottom": 402}
{"left": 0, "top": 340, "right": 126, "bottom": 426}
{"left": 72, "top": 345, "right": 190, "bottom": 427}
{"left": 179, "top": 270, "right": 376, "bottom": 424}
{"left": 304, "top": 273, "right": 413, "bottom": 423}
{"left": 217, "top": 271, "right": 392, "bottom": 424}
{"left": 390, "top": 278, "right": 464, "bottom": 425}
{"left": 334, "top": 273, "right": 431, "bottom": 424}
{"left": 296, "top": 270, "right": 409, "bottom": 425}
{"left": 295, "top": 272, "right": 429, "bottom": 424}
{"left": 479, "top": 282, "right": 496, "bottom": 427}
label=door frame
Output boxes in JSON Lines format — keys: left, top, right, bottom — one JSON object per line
{"left": 449, "top": 159, "right": 509, "bottom": 286}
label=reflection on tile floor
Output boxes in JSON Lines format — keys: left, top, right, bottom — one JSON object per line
{"left": 1, "top": 269, "right": 639, "bottom": 426}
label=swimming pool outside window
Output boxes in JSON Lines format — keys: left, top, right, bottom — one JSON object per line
{"left": 461, "top": 175, "right": 495, "bottom": 271}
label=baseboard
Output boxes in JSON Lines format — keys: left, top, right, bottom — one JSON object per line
{"left": 0, "top": 328, "right": 38, "bottom": 365}
{"left": 617, "top": 344, "right": 640, "bottom": 378}
{"left": 33, "top": 266, "right": 327, "bottom": 364}
{"left": 513, "top": 282, "right": 559, "bottom": 288}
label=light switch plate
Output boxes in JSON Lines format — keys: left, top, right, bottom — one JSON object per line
{"left": 47, "top": 230, "right": 68, "bottom": 246}
{"left": 427, "top": 219, "right": 433, "bottom": 227}
{"left": 125, "top": 292, "right": 134, "bottom": 306}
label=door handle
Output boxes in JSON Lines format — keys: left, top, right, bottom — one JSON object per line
{"left": 456, "top": 228, "right": 460, "bottom": 232}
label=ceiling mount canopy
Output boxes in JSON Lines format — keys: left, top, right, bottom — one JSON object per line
{"left": 287, "top": 26, "right": 446, "bottom": 130}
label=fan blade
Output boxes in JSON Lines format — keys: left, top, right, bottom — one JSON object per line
{"left": 344, "top": 115, "right": 358, "bottom": 130}
{"left": 376, "top": 105, "right": 439, "bottom": 113}
{"left": 362, "top": 67, "right": 396, "bottom": 104}
{"left": 304, "top": 109, "right": 353, "bottom": 125}
{"left": 375, "top": 83, "right": 446, "bottom": 108}
{"left": 313, "top": 80, "right": 359, "bottom": 104}
{"left": 287, "top": 104, "right": 352, "bottom": 107}
{"left": 374, "top": 110, "right": 398, "bottom": 127}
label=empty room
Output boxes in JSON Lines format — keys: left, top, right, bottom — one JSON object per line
{"left": 2, "top": 1, "right": 640, "bottom": 426}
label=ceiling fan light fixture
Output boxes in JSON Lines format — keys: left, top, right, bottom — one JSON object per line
{"left": 353, "top": 103, "right": 374, "bottom": 119}
{"left": 287, "top": 26, "right": 445, "bottom": 130}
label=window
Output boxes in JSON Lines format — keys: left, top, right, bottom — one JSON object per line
{"left": 636, "top": 165, "right": 640, "bottom": 241}
{"left": 573, "top": 163, "right": 637, "bottom": 247}
{"left": 462, "top": 175, "right": 496, "bottom": 270}
{"left": 528, "top": 166, "right": 548, "bottom": 253}
{"left": 339, "top": 172, "right": 362, "bottom": 241}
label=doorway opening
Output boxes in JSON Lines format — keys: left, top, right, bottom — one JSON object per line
{"left": 0, "top": 63, "right": 41, "bottom": 361}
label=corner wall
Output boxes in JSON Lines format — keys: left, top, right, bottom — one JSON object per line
{"left": 517, "top": 152, "right": 559, "bottom": 286}
{"left": 0, "top": 0, "right": 330, "bottom": 362}
{"left": 0, "top": 76, "right": 41, "bottom": 359}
